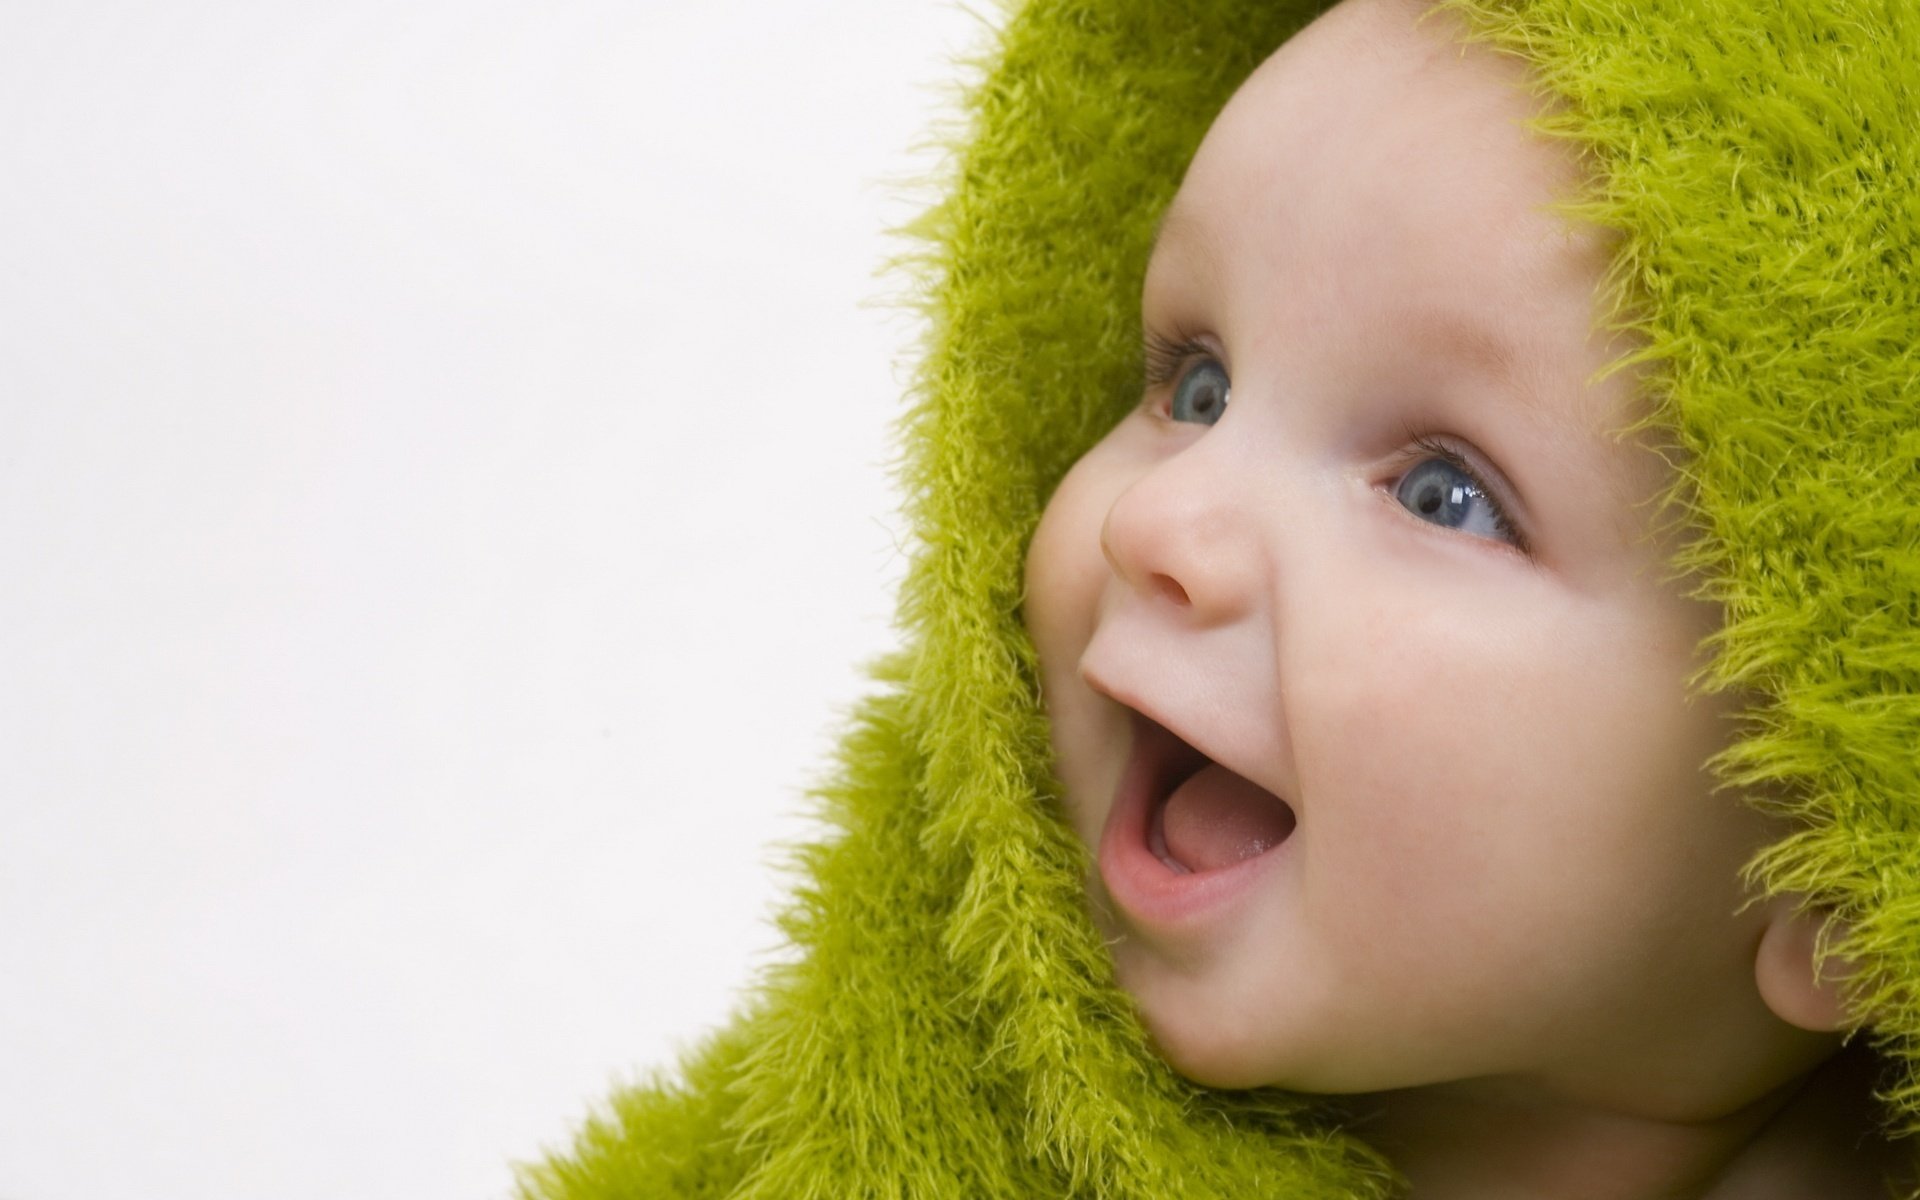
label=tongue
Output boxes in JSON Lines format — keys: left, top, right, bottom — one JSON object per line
{"left": 1162, "top": 763, "right": 1295, "bottom": 873}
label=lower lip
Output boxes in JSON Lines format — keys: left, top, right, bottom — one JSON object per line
{"left": 1096, "top": 715, "right": 1293, "bottom": 931}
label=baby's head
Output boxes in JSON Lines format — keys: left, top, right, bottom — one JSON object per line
{"left": 1023, "top": 0, "right": 1873, "bottom": 1153}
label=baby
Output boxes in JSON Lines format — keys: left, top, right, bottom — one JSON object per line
{"left": 517, "top": 1, "right": 1920, "bottom": 1196}
{"left": 1022, "top": 0, "right": 1907, "bottom": 1195}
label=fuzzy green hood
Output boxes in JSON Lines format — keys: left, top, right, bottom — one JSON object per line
{"left": 517, "top": 1, "right": 1920, "bottom": 1196}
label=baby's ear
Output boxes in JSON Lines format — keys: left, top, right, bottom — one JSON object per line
{"left": 1754, "top": 897, "right": 1862, "bottom": 1034}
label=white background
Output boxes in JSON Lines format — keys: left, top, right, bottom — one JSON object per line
{"left": 0, "top": 4, "right": 993, "bottom": 1198}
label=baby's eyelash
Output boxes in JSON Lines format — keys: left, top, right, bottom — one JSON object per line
{"left": 1396, "top": 428, "right": 1532, "bottom": 558}
{"left": 1142, "top": 329, "right": 1212, "bottom": 388}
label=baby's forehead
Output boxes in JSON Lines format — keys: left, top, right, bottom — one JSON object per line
{"left": 1149, "top": 159, "right": 1623, "bottom": 443}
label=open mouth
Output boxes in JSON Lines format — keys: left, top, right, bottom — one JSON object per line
{"left": 1130, "top": 711, "right": 1297, "bottom": 875}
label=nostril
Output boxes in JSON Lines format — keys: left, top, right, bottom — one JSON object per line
{"left": 1152, "top": 573, "right": 1190, "bottom": 606}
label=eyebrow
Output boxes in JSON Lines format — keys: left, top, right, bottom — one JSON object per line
{"left": 1147, "top": 200, "right": 1225, "bottom": 273}
{"left": 1394, "top": 305, "right": 1531, "bottom": 406}
{"left": 1153, "top": 200, "right": 1533, "bottom": 408}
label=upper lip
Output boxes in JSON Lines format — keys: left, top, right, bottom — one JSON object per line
{"left": 1079, "top": 660, "right": 1296, "bottom": 814}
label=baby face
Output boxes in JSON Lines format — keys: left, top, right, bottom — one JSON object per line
{"left": 1022, "top": 0, "right": 1799, "bottom": 1110}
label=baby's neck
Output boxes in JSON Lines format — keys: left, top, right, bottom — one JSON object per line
{"left": 1335, "top": 1040, "right": 1905, "bottom": 1200}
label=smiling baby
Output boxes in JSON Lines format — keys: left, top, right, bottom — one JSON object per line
{"left": 519, "top": 1, "right": 1920, "bottom": 1196}
{"left": 1023, "top": 0, "right": 1910, "bottom": 1195}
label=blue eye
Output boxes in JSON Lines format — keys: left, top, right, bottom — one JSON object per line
{"left": 1393, "top": 451, "right": 1522, "bottom": 548}
{"left": 1169, "top": 359, "right": 1230, "bottom": 425}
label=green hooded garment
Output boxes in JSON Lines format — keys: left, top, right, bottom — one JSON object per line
{"left": 516, "top": 1, "right": 1920, "bottom": 1195}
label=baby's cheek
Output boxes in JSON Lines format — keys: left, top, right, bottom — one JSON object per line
{"left": 1022, "top": 464, "right": 1113, "bottom": 654}
{"left": 1295, "top": 608, "right": 1644, "bottom": 977}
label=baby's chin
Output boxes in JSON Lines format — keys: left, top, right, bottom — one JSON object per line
{"left": 1079, "top": 853, "right": 1285, "bottom": 1087}
{"left": 1148, "top": 1032, "right": 1281, "bottom": 1091}
{"left": 1109, "top": 943, "right": 1426, "bottom": 1096}
{"left": 1136, "top": 1007, "right": 1428, "bottom": 1098}
{"left": 1108, "top": 945, "right": 1288, "bottom": 1090}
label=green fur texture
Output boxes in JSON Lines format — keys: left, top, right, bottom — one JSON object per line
{"left": 516, "top": 1, "right": 1920, "bottom": 1195}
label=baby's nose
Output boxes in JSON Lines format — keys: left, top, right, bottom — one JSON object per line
{"left": 1098, "top": 446, "right": 1266, "bottom": 626}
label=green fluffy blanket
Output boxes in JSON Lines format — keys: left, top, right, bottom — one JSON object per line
{"left": 516, "top": 1, "right": 1920, "bottom": 1195}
